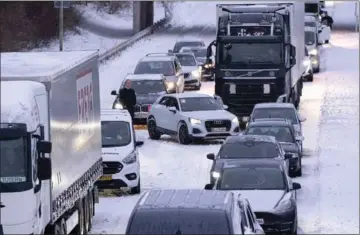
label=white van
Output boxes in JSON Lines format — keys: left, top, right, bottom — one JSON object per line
{"left": 97, "top": 109, "right": 144, "bottom": 194}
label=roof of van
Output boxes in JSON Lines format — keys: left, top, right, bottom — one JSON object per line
{"left": 137, "top": 189, "right": 233, "bottom": 211}
{"left": 101, "top": 109, "right": 132, "bottom": 122}
{"left": 1, "top": 51, "right": 98, "bottom": 81}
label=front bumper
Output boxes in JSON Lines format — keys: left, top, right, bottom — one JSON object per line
{"left": 184, "top": 74, "right": 200, "bottom": 87}
{"left": 255, "top": 209, "right": 296, "bottom": 234}
{"left": 96, "top": 161, "right": 139, "bottom": 189}
{"left": 189, "top": 120, "right": 240, "bottom": 140}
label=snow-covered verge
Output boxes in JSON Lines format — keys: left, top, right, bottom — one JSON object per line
{"left": 33, "top": 2, "right": 165, "bottom": 54}
{"left": 91, "top": 1, "right": 359, "bottom": 234}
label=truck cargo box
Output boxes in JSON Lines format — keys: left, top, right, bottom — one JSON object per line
{"left": 0, "top": 51, "right": 102, "bottom": 221}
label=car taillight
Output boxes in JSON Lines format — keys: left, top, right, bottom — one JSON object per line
{"left": 148, "top": 105, "right": 152, "bottom": 111}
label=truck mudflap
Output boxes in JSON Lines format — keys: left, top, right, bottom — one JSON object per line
{"left": 52, "top": 159, "right": 102, "bottom": 222}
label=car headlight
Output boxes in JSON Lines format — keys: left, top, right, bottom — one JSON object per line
{"left": 167, "top": 82, "right": 175, "bottom": 89}
{"left": 211, "top": 171, "right": 220, "bottom": 178}
{"left": 122, "top": 151, "right": 137, "bottom": 164}
{"left": 189, "top": 118, "right": 201, "bottom": 125}
{"left": 309, "top": 49, "right": 318, "bottom": 55}
{"left": 232, "top": 117, "right": 239, "bottom": 124}
{"left": 275, "top": 198, "right": 292, "bottom": 211}
{"left": 191, "top": 70, "right": 200, "bottom": 78}
{"left": 114, "top": 103, "right": 123, "bottom": 109}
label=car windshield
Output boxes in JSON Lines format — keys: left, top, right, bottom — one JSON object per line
{"left": 252, "top": 108, "right": 298, "bottom": 124}
{"left": 176, "top": 54, "right": 197, "bottom": 66}
{"left": 219, "top": 167, "right": 286, "bottom": 190}
{"left": 174, "top": 41, "right": 204, "bottom": 52}
{"left": 219, "top": 142, "right": 279, "bottom": 159}
{"left": 305, "top": 21, "right": 316, "bottom": 27}
{"left": 305, "top": 31, "right": 316, "bottom": 46}
{"left": 192, "top": 48, "right": 207, "bottom": 57}
{"left": 246, "top": 126, "right": 295, "bottom": 143}
{"left": 219, "top": 43, "right": 282, "bottom": 64}
{"left": 0, "top": 137, "right": 29, "bottom": 184}
{"left": 179, "top": 97, "right": 223, "bottom": 112}
{"left": 134, "top": 61, "right": 175, "bottom": 76}
{"left": 125, "top": 79, "right": 166, "bottom": 94}
{"left": 101, "top": 121, "right": 131, "bottom": 147}
{"left": 127, "top": 209, "right": 230, "bottom": 234}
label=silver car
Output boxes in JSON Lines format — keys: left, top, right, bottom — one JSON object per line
{"left": 134, "top": 53, "right": 185, "bottom": 93}
{"left": 175, "top": 53, "right": 202, "bottom": 90}
{"left": 147, "top": 92, "right": 240, "bottom": 145}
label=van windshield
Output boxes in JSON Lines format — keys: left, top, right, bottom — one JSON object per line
{"left": 101, "top": 121, "right": 131, "bottom": 147}
{"left": 127, "top": 209, "right": 230, "bottom": 234}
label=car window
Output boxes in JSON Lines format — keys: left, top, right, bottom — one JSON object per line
{"left": 252, "top": 108, "right": 298, "bottom": 124}
{"left": 219, "top": 142, "right": 279, "bottom": 158}
{"left": 246, "top": 126, "right": 295, "bottom": 143}
{"left": 159, "top": 97, "right": 170, "bottom": 106}
{"left": 134, "top": 61, "right": 175, "bottom": 76}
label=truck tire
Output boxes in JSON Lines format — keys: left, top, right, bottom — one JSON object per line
{"left": 74, "top": 198, "right": 85, "bottom": 235}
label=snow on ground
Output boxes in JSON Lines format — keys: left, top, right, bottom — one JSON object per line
{"left": 33, "top": 2, "right": 165, "bottom": 54}
{"left": 92, "top": 2, "right": 359, "bottom": 234}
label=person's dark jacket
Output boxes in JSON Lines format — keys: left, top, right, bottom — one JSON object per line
{"left": 119, "top": 88, "right": 137, "bottom": 108}
{"left": 321, "top": 16, "right": 334, "bottom": 28}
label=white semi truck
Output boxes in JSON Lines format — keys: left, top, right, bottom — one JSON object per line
{"left": 0, "top": 51, "right": 102, "bottom": 234}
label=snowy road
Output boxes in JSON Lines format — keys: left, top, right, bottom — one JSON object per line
{"left": 92, "top": 2, "right": 359, "bottom": 234}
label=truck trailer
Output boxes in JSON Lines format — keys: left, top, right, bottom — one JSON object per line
{"left": 207, "top": 2, "right": 305, "bottom": 126}
{"left": 0, "top": 51, "right": 102, "bottom": 234}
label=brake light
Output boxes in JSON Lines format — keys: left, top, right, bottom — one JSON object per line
{"left": 148, "top": 105, "right": 152, "bottom": 111}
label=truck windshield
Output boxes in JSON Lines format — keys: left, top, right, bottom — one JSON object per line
{"left": 219, "top": 43, "right": 282, "bottom": 64}
{"left": 101, "top": 121, "right": 131, "bottom": 147}
{"left": 305, "top": 31, "right": 316, "bottom": 45}
{"left": 127, "top": 209, "right": 230, "bottom": 234}
{"left": 0, "top": 137, "right": 29, "bottom": 184}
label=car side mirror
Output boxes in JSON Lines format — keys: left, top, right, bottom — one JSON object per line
{"left": 207, "top": 153, "right": 215, "bottom": 160}
{"left": 284, "top": 153, "right": 292, "bottom": 160}
{"left": 168, "top": 106, "right": 177, "bottom": 113}
{"left": 204, "top": 184, "right": 214, "bottom": 190}
{"left": 38, "top": 157, "right": 52, "bottom": 180}
{"left": 292, "top": 182, "right": 301, "bottom": 190}
{"left": 223, "top": 105, "right": 228, "bottom": 110}
{"left": 295, "top": 136, "right": 304, "bottom": 142}
{"left": 37, "top": 141, "right": 52, "bottom": 154}
{"left": 111, "top": 90, "right": 117, "bottom": 96}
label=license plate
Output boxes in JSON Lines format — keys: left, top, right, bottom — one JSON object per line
{"left": 257, "top": 218, "right": 264, "bottom": 225}
{"left": 100, "top": 175, "right": 112, "bottom": 181}
{"left": 211, "top": 127, "right": 227, "bottom": 132}
{"left": 134, "top": 124, "right": 147, "bottom": 130}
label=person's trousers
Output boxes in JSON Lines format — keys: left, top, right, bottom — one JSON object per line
{"left": 127, "top": 107, "right": 135, "bottom": 121}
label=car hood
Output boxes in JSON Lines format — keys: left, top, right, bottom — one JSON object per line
{"left": 136, "top": 93, "right": 164, "bottom": 105}
{"left": 233, "top": 190, "right": 285, "bottom": 212}
{"left": 182, "top": 66, "right": 199, "bottom": 73}
{"left": 102, "top": 145, "right": 133, "bottom": 161}
{"left": 279, "top": 142, "right": 299, "bottom": 153}
{"left": 182, "top": 110, "right": 236, "bottom": 121}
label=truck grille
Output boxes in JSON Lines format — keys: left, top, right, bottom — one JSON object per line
{"left": 224, "top": 83, "right": 277, "bottom": 117}
{"left": 184, "top": 73, "right": 190, "bottom": 78}
{"left": 205, "top": 120, "right": 231, "bottom": 132}
{"left": 102, "top": 161, "right": 123, "bottom": 174}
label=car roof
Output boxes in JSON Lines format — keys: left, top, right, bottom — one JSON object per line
{"left": 140, "top": 56, "right": 174, "bottom": 62}
{"left": 125, "top": 74, "right": 164, "bottom": 81}
{"left": 222, "top": 158, "right": 285, "bottom": 170}
{"left": 101, "top": 109, "right": 132, "bottom": 122}
{"left": 225, "top": 134, "right": 277, "bottom": 144}
{"left": 253, "top": 102, "right": 295, "bottom": 109}
{"left": 136, "top": 189, "right": 233, "bottom": 211}
{"left": 249, "top": 119, "right": 292, "bottom": 127}
{"left": 167, "top": 92, "right": 212, "bottom": 99}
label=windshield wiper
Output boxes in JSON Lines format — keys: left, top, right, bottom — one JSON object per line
{"left": 102, "top": 144, "right": 124, "bottom": 148}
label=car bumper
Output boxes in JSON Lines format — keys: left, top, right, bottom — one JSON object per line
{"left": 255, "top": 210, "right": 296, "bottom": 233}
{"left": 189, "top": 122, "right": 240, "bottom": 140}
{"left": 184, "top": 75, "right": 200, "bottom": 87}
{"left": 96, "top": 162, "right": 139, "bottom": 189}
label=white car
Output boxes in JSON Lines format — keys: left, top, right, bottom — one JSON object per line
{"left": 98, "top": 109, "right": 144, "bottom": 194}
{"left": 147, "top": 93, "right": 240, "bottom": 145}
{"left": 175, "top": 52, "right": 202, "bottom": 90}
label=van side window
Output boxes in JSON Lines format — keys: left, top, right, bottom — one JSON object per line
{"left": 246, "top": 207, "right": 255, "bottom": 231}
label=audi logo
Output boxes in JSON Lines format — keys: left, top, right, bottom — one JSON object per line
{"left": 214, "top": 120, "right": 223, "bottom": 124}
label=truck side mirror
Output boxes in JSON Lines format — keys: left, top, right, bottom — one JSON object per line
{"left": 38, "top": 157, "right": 52, "bottom": 180}
{"left": 37, "top": 141, "right": 52, "bottom": 154}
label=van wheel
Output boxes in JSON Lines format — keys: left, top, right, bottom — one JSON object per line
{"left": 74, "top": 198, "right": 85, "bottom": 234}
{"left": 130, "top": 178, "right": 141, "bottom": 194}
{"left": 148, "top": 118, "right": 161, "bottom": 140}
{"left": 178, "top": 123, "right": 192, "bottom": 145}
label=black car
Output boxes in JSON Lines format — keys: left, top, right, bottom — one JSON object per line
{"left": 205, "top": 158, "right": 301, "bottom": 234}
{"left": 169, "top": 39, "right": 205, "bottom": 53}
{"left": 111, "top": 74, "right": 169, "bottom": 123}
{"left": 207, "top": 135, "right": 292, "bottom": 184}
{"left": 125, "top": 189, "right": 264, "bottom": 234}
{"left": 243, "top": 119, "right": 303, "bottom": 177}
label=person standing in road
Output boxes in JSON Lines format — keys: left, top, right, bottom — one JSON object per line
{"left": 119, "top": 80, "right": 137, "bottom": 120}
{"left": 321, "top": 11, "right": 334, "bottom": 29}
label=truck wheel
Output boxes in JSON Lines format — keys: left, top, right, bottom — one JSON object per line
{"left": 178, "top": 122, "right": 192, "bottom": 145}
{"left": 74, "top": 198, "right": 85, "bottom": 235}
{"left": 130, "top": 177, "right": 141, "bottom": 194}
{"left": 87, "top": 190, "right": 94, "bottom": 231}
{"left": 147, "top": 118, "right": 161, "bottom": 140}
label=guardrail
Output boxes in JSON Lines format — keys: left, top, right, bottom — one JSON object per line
{"left": 99, "top": 2, "right": 172, "bottom": 63}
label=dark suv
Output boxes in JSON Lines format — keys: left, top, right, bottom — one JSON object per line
{"left": 125, "top": 189, "right": 264, "bottom": 235}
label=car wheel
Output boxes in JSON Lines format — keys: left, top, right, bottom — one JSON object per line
{"left": 177, "top": 123, "right": 192, "bottom": 145}
{"left": 147, "top": 118, "right": 161, "bottom": 140}
{"left": 130, "top": 177, "right": 141, "bottom": 194}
